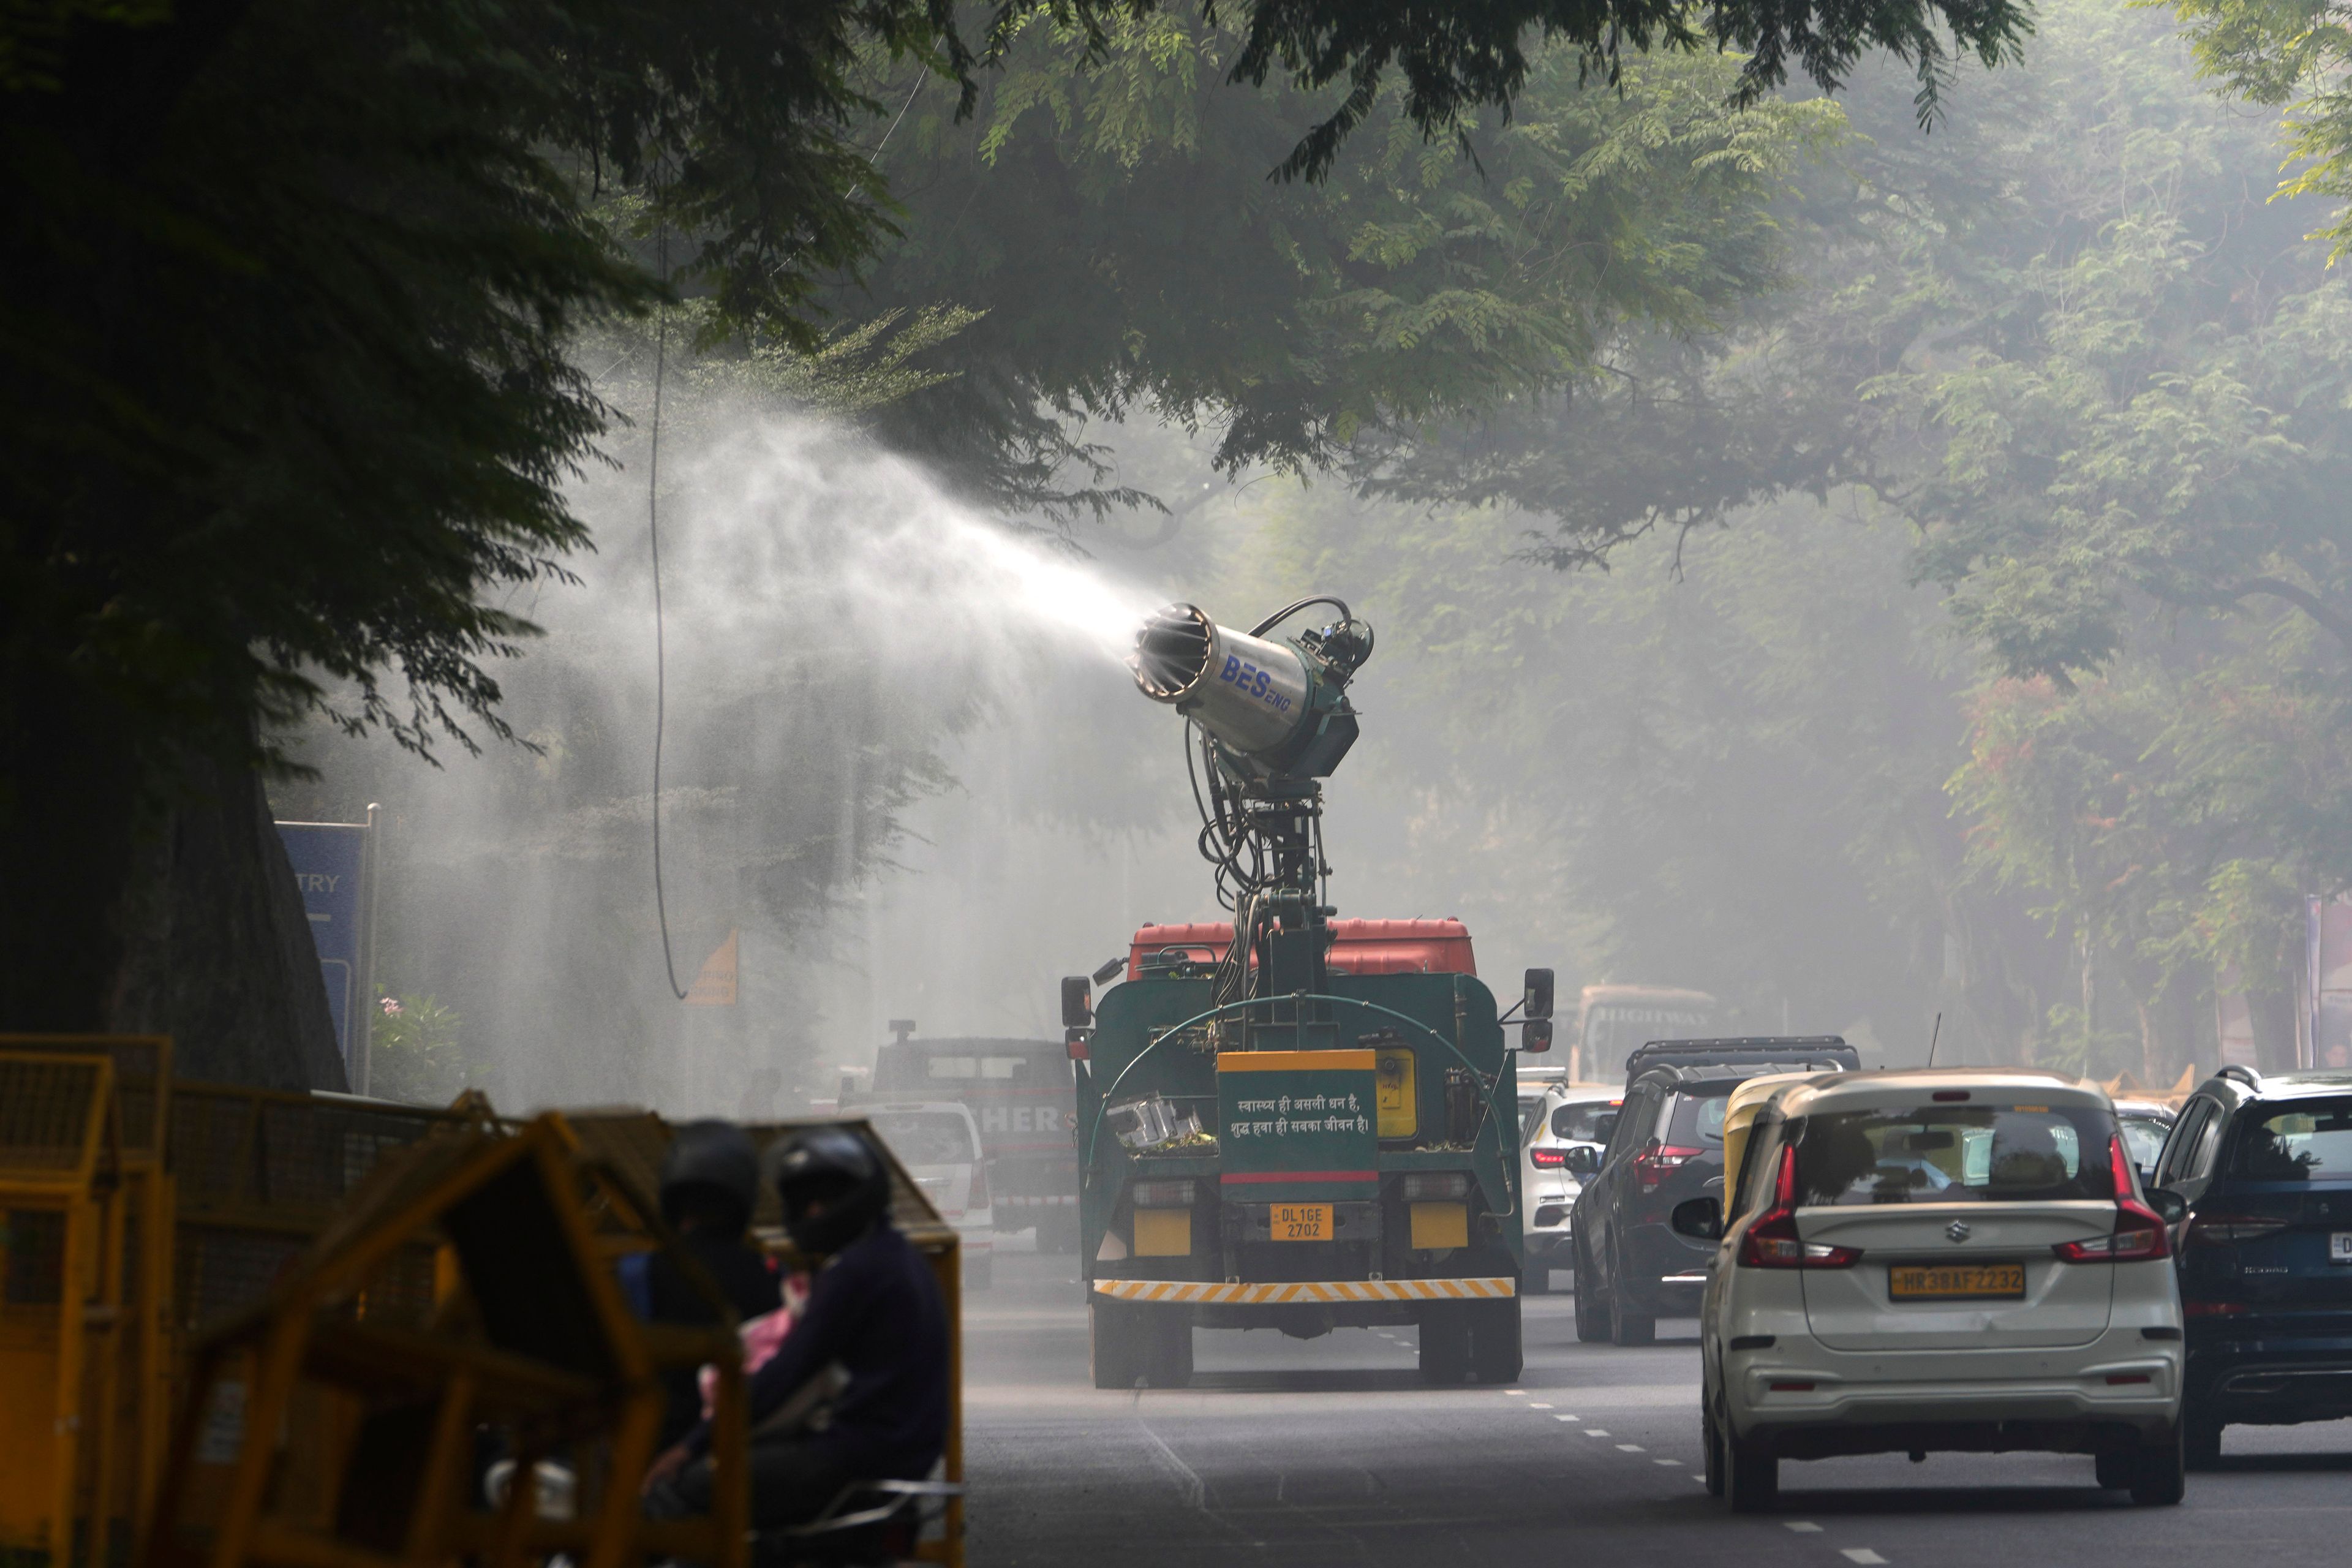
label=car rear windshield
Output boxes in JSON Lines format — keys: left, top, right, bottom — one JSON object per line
{"left": 2118, "top": 1114, "right": 2171, "bottom": 1171}
{"left": 1665, "top": 1092, "right": 1732, "bottom": 1150}
{"left": 1793, "top": 1103, "right": 2116, "bottom": 1205}
{"left": 2231, "top": 1099, "right": 2352, "bottom": 1182}
{"left": 1550, "top": 1101, "right": 1621, "bottom": 1143}
{"left": 869, "top": 1112, "right": 975, "bottom": 1165}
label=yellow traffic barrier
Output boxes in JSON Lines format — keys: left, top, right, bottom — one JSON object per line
{"left": 145, "top": 1115, "right": 747, "bottom": 1568}
{"left": 0, "top": 1052, "right": 129, "bottom": 1567}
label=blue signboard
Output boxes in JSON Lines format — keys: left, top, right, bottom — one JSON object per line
{"left": 276, "top": 820, "right": 371, "bottom": 1085}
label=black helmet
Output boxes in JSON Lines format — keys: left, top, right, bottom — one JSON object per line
{"left": 660, "top": 1120, "right": 760, "bottom": 1237}
{"left": 767, "top": 1125, "right": 890, "bottom": 1257}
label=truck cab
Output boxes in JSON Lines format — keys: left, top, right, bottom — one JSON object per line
{"left": 1072, "top": 918, "right": 1529, "bottom": 1388}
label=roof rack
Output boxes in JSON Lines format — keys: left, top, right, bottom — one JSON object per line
{"left": 2216, "top": 1063, "right": 2262, "bottom": 1088}
{"left": 1622, "top": 1036, "right": 1858, "bottom": 1080}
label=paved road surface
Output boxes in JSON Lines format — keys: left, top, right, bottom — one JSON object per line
{"left": 965, "top": 1253, "right": 2352, "bottom": 1567}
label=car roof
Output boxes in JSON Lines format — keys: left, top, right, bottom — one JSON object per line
{"left": 2204, "top": 1069, "right": 2352, "bottom": 1105}
{"left": 1777, "top": 1066, "right": 2107, "bottom": 1117}
{"left": 1539, "top": 1083, "right": 1623, "bottom": 1107}
{"left": 1634, "top": 1061, "right": 1847, "bottom": 1095}
{"left": 2113, "top": 1099, "right": 2177, "bottom": 1118}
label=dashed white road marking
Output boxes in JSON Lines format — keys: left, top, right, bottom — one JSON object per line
{"left": 1585, "top": 1429, "right": 1610, "bottom": 1437}
{"left": 1616, "top": 1443, "right": 1645, "bottom": 1452}
{"left": 1529, "top": 1402, "right": 1553, "bottom": 1409}
{"left": 1784, "top": 1522, "right": 1822, "bottom": 1534}
{"left": 1840, "top": 1551, "right": 1887, "bottom": 1565}
{"left": 1507, "top": 1389, "right": 1528, "bottom": 1396}
{"left": 1654, "top": 1458, "right": 1680, "bottom": 1466}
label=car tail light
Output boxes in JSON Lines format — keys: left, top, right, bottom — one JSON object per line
{"left": 2051, "top": 1136, "right": 2169, "bottom": 1263}
{"left": 1531, "top": 1147, "right": 1569, "bottom": 1169}
{"left": 968, "top": 1161, "right": 990, "bottom": 1210}
{"left": 1632, "top": 1142, "right": 1702, "bottom": 1193}
{"left": 1403, "top": 1172, "right": 1471, "bottom": 1202}
{"left": 1736, "top": 1145, "right": 1861, "bottom": 1270}
{"left": 2189, "top": 1214, "right": 2289, "bottom": 1244}
{"left": 1768, "top": 1381, "right": 1816, "bottom": 1392}
{"left": 2105, "top": 1373, "right": 2152, "bottom": 1385}
{"left": 1132, "top": 1179, "right": 1194, "bottom": 1208}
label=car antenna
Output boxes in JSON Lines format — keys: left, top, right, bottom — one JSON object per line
{"left": 1926, "top": 1011, "right": 1943, "bottom": 1068}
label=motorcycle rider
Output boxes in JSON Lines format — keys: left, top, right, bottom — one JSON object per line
{"left": 622, "top": 1119, "right": 783, "bottom": 1447}
{"left": 644, "top": 1125, "right": 949, "bottom": 1528}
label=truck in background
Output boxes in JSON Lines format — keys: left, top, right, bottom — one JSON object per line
{"left": 1570, "top": 984, "right": 1718, "bottom": 1084}
{"left": 851, "top": 1027, "right": 1081, "bottom": 1252}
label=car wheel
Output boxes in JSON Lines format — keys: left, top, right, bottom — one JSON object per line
{"left": 2128, "top": 1423, "right": 2186, "bottom": 1507}
{"left": 1089, "top": 1300, "right": 1137, "bottom": 1390}
{"left": 1702, "top": 1400, "right": 1725, "bottom": 1498}
{"left": 2093, "top": 1449, "right": 2134, "bottom": 1490}
{"left": 1608, "top": 1284, "right": 1656, "bottom": 1348}
{"left": 1573, "top": 1247, "right": 1607, "bottom": 1344}
{"left": 1725, "top": 1433, "right": 1777, "bottom": 1513}
{"left": 1142, "top": 1312, "right": 1193, "bottom": 1389}
{"left": 2184, "top": 1416, "right": 2223, "bottom": 1469}
{"left": 1419, "top": 1306, "right": 1472, "bottom": 1385}
{"left": 1469, "top": 1299, "right": 1524, "bottom": 1384}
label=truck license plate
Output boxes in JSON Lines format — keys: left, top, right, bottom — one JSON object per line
{"left": 1888, "top": 1262, "right": 2026, "bottom": 1300}
{"left": 1271, "top": 1203, "right": 1332, "bottom": 1242}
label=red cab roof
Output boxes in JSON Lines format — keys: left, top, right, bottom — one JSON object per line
{"left": 1127, "top": 918, "right": 1476, "bottom": 981}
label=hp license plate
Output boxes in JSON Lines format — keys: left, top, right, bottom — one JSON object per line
{"left": 2331, "top": 1231, "right": 2352, "bottom": 1264}
{"left": 1888, "top": 1262, "right": 2026, "bottom": 1300}
{"left": 1270, "top": 1202, "right": 1332, "bottom": 1242}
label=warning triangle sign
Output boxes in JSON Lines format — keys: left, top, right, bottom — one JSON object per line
{"left": 684, "top": 929, "right": 738, "bottom": 1006}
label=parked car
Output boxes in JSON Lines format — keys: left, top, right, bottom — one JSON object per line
{"left": 1681, "top": 1067, "right": 2185, "bottom": 1512}
{"left": 862, "top": 1101, "right": 996, "bottom": 1290}
{"left": 859, "top": 1033, "right": 1077, "bottom": 1251}
{"left": 1521, "top": 1085, "right": 1621, "bottom": 1294}
{"left": 1568, "top": 1038, "right": 1860, "bottom": 1345}
{"left": 2147, "top": 1065, "right": 2352, "bottom": 1464}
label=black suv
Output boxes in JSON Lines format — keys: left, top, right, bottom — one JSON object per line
{"left": 2147, "top": 1065, "right": 2352, "bottom": 1463}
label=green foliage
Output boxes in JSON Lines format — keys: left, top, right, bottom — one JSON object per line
{"left": 2169, "top": 0, "right": 2352, "bottom": 257}
{"left": 368, "top": 990, "right": 481, "bottom": 1106}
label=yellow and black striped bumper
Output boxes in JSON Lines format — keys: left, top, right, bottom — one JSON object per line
{"left": 1091, "top": 1276, "right": 1515, "bottom": 1305}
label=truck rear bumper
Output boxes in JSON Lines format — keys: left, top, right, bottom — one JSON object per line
{"left": 1093, "top": 1276, "right": 1517, "bottom": 1335}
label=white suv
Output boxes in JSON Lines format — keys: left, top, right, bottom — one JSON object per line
{"left": 1684, "top": 1068, "right": 2185, "bottom": 1510}
{"left": 863, "top": 1101, "right": 997, "bottom": 1290}
{"left": 1520, "top": 1084, "right": 1621, "bottom": 1294}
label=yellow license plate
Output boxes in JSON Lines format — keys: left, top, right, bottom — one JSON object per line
{"left": 1888, "top": 1262, "right": 2026, "bottom": 1300}
{"left": 1270, "top": 1203, "right": 1332, "bottom": 1242}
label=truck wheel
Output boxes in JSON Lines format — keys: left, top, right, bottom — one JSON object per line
{"left": 2129, "top": 1425, "right": 2186, "bottom": 1507}
{"left": 1418, "top": 1308, "right": 1471, "bottom": 1385}
{"left": 1090, "top": 1300, "right": 1138, "bottom": 1390}
{"left": 1725, "top": 1434, "right": 1778, "bottom": 1513}
{"left": 1608, "top": 1287, "right": 1656, "bottom": 1348}
{"left": 1469, "top": 1299, "right": 1523, "bottom": 1383}
{"left": 1143, "top": 1312, "right": 1193, "bottom": 1389}
{"left": 1573, "top": 1246, "right": 1607, "bottom": 1344}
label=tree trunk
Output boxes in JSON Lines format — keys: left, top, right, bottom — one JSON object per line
{"left": 0, "top": 680, "right": 342, "bottom": 1090}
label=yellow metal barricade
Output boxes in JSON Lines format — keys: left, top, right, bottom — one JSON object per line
{"left": 0, "top": 1053, "right": 127, "bottom": 1566}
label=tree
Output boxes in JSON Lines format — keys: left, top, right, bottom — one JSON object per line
{"left": 2169, "top": 0, "right": 2352, "bottom": 257}
{"left": 0, "top": 0, "right": 2033, "bottom": 1077}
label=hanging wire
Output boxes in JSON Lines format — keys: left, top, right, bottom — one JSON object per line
{"left": 647, "top": 163, "right": 688, "bottom": 1002}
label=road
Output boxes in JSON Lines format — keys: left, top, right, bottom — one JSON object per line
{"left": 963, "top": 1252, "right": 2352, "bottom": 1567}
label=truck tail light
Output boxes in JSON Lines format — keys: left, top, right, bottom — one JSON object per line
{"left": 1736, "top": 1145, "right": 1861, "bottom": 1270}
{"left": 1530, "top": 1147, "right": 1569, "bottom": 1169}
{"left": 2052, "top": 1136, "right": 2169, "bottom": 1263}
{"left": 1402, "top": 1172, "right": 1471, "bottom": 1202}
{"left": 1633, "top": 1142, "right": 1702, "bottom": 1193}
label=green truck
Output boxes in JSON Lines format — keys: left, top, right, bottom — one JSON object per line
{"left": 1066, "top": 598, "right": 1554, "bottom": 1387}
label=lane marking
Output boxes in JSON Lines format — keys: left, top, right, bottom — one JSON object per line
{"left": 1507, "top": 1390, "right": 1528, "bottom": 1396}
{"left": 1654, "top": 1458, "right": 1680, "bottom": 1466}
{"left": 1553, "top": 1414, "right": 1578, "bottom": 1422}
{"left": 1616, "top": 1444, "right": 1645, "bottom": 1452}
{"left": 1529, "top": 1402, "right": 1553, "bottom": 1409}
{"left": 1585, "top": 1429, "right": 1609, "bottom": 1437}
{"left": 1785, "top": 1523, "right": 1822, "bottom": 1533}
{"left": 1840, "top": 1552, "right": 1887, "bottom": 1566}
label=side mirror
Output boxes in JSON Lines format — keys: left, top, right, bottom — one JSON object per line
{"left": 2144, "top": 1186, "right": 2189, "bottom": 1226}
{"left": 1521, "top": 1017, "right": 1553, "bottom": 1054}
{"left": 1523, "top": 967, "right": 1555, "bottom": 1021}
{"left": 1563, "top": 1145, "right": 1602, "bottom": 1177}
{"left": 1060, "top": 975, "right": 1093, "bottom": 1029}
{"left": 1670, "top": 1196, "right": 1724, "bottom": 1241}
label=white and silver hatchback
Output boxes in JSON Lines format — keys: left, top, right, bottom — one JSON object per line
{"left": 1684, "top": 1068, "right": 2185, "bottom": 1510}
